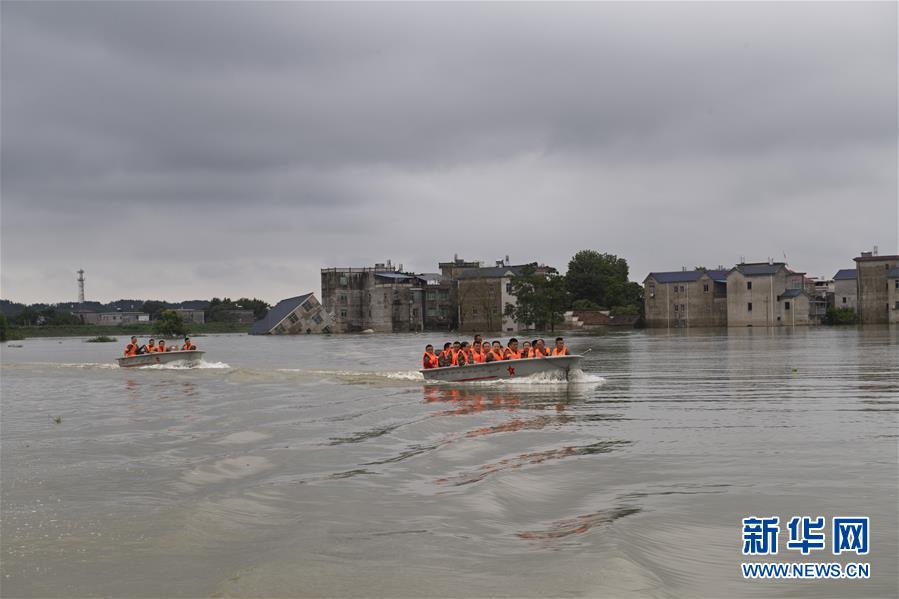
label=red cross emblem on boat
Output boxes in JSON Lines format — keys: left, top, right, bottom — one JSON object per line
{"left": 507, "top": 366, "right": 515, "bottom": 376}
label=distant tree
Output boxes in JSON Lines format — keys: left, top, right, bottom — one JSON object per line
{"left": 565, "top": 250, "right": 632, "bottom": 309}
{"left": 0, "top": 313, "right": 8, "bottom": 342}
{"left": 824, "top": 307, "right": 859, "bottom": 325}
{"left": 571, "top": 299, "right": 602, "bottom": 311}
{"left": 140, "top": 300, "right": 170, "bottom": 320}
{"left": 207, "top": 297, "right": 239, "bottom": 322}
{"left": 13, "top": 306, "right": 40, "bottom": 326}
{"left": 504, "top": 266, "right": 569, "bottom": 331}
{"left": 152, "top": 310, "right": 188, "bottom": 337}
{"left": 39, "top": 307, "right": 81, "bottom": 326}
{"left": 236, "top": 298, "right": 271, "bottom": 320}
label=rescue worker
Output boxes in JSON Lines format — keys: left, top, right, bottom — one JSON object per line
{"left": 144, "top": 338, "right": 156, "bottom": 354}
{"left": 438, "top": 342, "right": 452, "bottom": 367}
{"left": 503, "top": 338, "right": 522, "bottom": 360}
{"left": 533, "top": 339, "right": 549, "bottom": 357}
{"left": 521, "top": 341, "right": 532, "bottom": 358}
{"left": 459, "top": 341, "right": 473, "bottom": 365}
{"left": 470, "top": 341, "right": 486, "bottom": 363}
{"left": 422, "top": 344, "right": 440, "bottom": 369}
{"left": 450, "top": 341, "right": 464, "bottom": 366}
{"left": 155, "top": 340, "right": 167, "bottom": 352}
{"left": 552, "top": 337, "right": 570, "bottom": 356}
{"left": 123, "top": 336, "right": 139, "bottom": 357}
{"left": 473, "top": 333, "right": 483, "bottom": 348}
{"left": 486, "top": 341, "right": 504, "bottom": 362}
{"left": 181, "top": 337, "right": 196, "bottom": 351}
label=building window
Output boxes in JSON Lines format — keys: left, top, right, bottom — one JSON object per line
{"left": 895, "top": 301, "right": 899, "bottom": 310}
{"left": 649, "top": 286, "right": 655, "bottom": 298}
{"left": 703, "top": 284, "right": 709, "bottom": 293}
{"left": 895, "top": 280, "right": 899, "bottom": 289}
{"left": 681, "top": 286, "right": 686, "bottom": 293}
{"left": 427, "top": 291, "right": 436, "bottom": 301}
{"left": 842, "top": 297, "right": 847, "bottom": 304}
{"left": 472, "top": 307, "right": 479, "bottom": 316}
{"left": 680, "top": 304, "right": 685, "bottom": 312}
{"left": 674, "top": 304, "right": 679, "bottom": 312}
{"left": 785, "top": 301, "right": 791, "bottom": 311}
{"left": 340, "top": 309, "right": 347, "bottom": 318}
{"left": 412, "top": 308, "right": 418, "bottom": 317}
{"left": 747, "top": 281, "right": 752, "bottom": 290}
{"left": 438, "top": 289, "right": 449, "bottom": 299}
{"left": 747, "top": 302, "right": 753, "bottom": 312}
{"left": 427, "top": 308, "right": 437, "bottom": 317}
{"left": 339, "top": 276, "right": 348, "bottom": 286}
{"left": 312, "top": 313, "right": 323, "bottom": 324}
{"left": 339, "top": 294, "right": 347, "bottom": 305}
{"left": 506, "top": 283, "right": 513, "bottom": 293}
{"left": 288, "top": 312, "right": 300, "bottom": 324}
{"left": 302, "top": 301, "right": 312, "bottom": 312}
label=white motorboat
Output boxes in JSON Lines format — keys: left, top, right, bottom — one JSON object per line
{"left": 116, "top": 350, "right": 205, "bottom": 368}
{"left": 420, "top": 355, "right": 582, "bottom": 382}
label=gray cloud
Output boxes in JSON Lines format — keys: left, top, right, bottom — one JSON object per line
{"left": 1, "top": 1, "right": 896, "bottom": 303}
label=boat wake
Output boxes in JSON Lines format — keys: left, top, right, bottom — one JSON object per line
{"left": 454, "top": 368, "right": 606, "bottom": 387}
{"left": 139, "top": 359, "right": 231, "bottom": 370}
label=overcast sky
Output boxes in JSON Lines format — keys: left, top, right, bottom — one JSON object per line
{"left": 2, "top": 2, "right": 896, "bottom": 304}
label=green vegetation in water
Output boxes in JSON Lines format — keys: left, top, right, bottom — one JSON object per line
{"left": 152, "top": 309, "right": 188, "bottom": 337}
{"left": 824, "top": 307, "right": 860, "bottom": 325}
{"left": 50, "top": 415, "right": 63, "bottom": 424}
{"left": 86, "top": 335, "right": 118, "bottom": 343}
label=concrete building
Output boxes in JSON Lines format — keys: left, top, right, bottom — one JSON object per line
{"left": 419, "top": 272, "right": 454, "bottom": 331}
{"left": 853, "top": 252, "right": 899, "bottom": 324}
{"left": 321, "top": 263, "right": 425, "bottom": 333}
{"left": 172, "top": 308, "right": 205, "bottom": 324}
{"left": 643, "top": 269, "right": 729, "bottom": 328}
{"left": 457, "top": 262, "right": 537, "bottom": 332}
{"left": 833, "top": 269, "right": 857, "bottom": 312}
{"left": 249, "top": 293, "right": 332, "bottom": 335}
{"left": 725, "top": 262, "right": 808, "bottom": 327}
{"left": 97, "top": 311, "right": 150, "bottom": 325}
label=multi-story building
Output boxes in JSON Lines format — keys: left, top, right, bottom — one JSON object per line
{"left": 249, "top": 293, "right": 332, "bottom": 335}
{"left": 321, "top": 263, "right": 425, "bottom": 333}
{"left": 419, "top": 272, "right": 454, "bottom": 331}
{"left": 172, "top": 308, "right": 205, "bottom": 324}
{"left": 725, "top": 262, "right": 810, "bottom": 326}
{"left": 853, "top": 251, "right": 899, "bottom": 324}
{"left": 643, "top": 269, "right": 729, "bottom": 328}
{"left": 832, "top": 269, "right": 857, "bottom": 312}
{"left": 457, "top": 262, "right": 539, "bottom": 332}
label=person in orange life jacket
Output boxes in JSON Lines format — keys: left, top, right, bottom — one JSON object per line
{"left": 503, "top": 338, "right": 522, "bottom": 360}
{"left": 143, "top": 339, "right": 156, "bottom": 354}
{"left": 459, "top": 342, "right": 474, "bottom": 366}
{"left": 533, "top": 339, "right": 548, "bottom": 357}
{"left": 486, "top": 341, "right": 504, "bottom": 362}
{"left": 552, "top": 337, "right": 570, "bottom": 356}
{"left": 123, "top": 336, "right": 139, "bottom": 357}
{"left": 473, "top": 333, "right": 483, "bottom": 348}
{"left": 470, "top": 341, "right": 486, "bottom": 364}
{"left": 181, "top": 337, "right": 196, "bottom": 351}
{"left": 422, "top": 345, "right": 440, "bottom": 369}
{"left": 438, "top": 342, "right": 452, "bottom": 368}
{"left": 521, "top": 341, "right": 532, "bottom": 358}
{"left": 449, "top": 341, "right": 465, "bottom": 366}
{"left": 155, "top": 340, "right": 167, "bottom": 352}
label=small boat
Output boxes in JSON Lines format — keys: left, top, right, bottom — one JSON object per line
{"left": 420, "top": 355, "right": 582, "bottom": 383}
{"left": 116, "top": 350, "right": 205, "bottom": 368}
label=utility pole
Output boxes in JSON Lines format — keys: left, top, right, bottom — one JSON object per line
{"left": 76, "top": 269, "right": 85, "bottom": 303}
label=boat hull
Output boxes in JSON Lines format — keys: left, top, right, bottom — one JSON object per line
{"left": 420, "top": 355, "right": 582, "bottom": 382}
{"left": 116, "top": 350, "right": 205, "bottom": 368}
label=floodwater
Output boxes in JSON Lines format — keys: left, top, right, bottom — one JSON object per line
{"left": 1, "top": 327, "right": 897, "bottom": 598}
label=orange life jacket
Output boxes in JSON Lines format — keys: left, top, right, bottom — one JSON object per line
{"left": 124, "top": 343, "right": 138, "bottom": 357}
{"left": 521, "top": 348, "right": 532, "bottom": 358}
{"left": 456, "top": 351, "right": 469, "bottom": 366}
{"left": 533, "top": 347, "right": 548, "bottom": 357}
{"left": 146, "top": 343, "right": 156, "bottom": 353}
{"left": 155, "top": 344, "right": 166, "bottom": 352}
{"left": 552, "top": 345, "right": 569, "bottom": 356}
{"left": 182, "top": 343, "right": 195, "bottom": 351}
{"left": 471, "top": 349, "right": 486, "bottom": 363}
{"left": 423, "top": 352, "right": 439, "bottom": 369}
{"left": 504, "top": 348, "right": 521, "bottom": 360}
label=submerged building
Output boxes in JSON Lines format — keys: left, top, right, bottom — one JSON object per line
{"left": 833, "top": 269, "right": 857, "bottom": 312}
{"left": 321, "top": 262, "right": 425, "bottom": 333}
{"left": 249, "top": 293, "right": 331, "bottom": 335}
{"left": 725, "top": 262, "right": 809, "bottom": 327}
{"left": 854, "top": 251, "right": 899, "bottom": 324}
{"left": 643, "top": 269, "right": 728, "bottom": 328}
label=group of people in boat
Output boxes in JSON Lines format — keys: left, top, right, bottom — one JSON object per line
{"left": 123, "top": 336, "right": 197, "bottom": 357}
{"left": 422, "top": 335, "right": 570, "bottom": 369}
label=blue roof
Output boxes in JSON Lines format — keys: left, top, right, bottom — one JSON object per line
{"left": 249, "top": 294, "right": 313, "bottom": 335}
{"left": 646, "top": 269, "right": 730, "bottom": 284}
{"left": 888, "top": 268, "right": 899, "bottom": 279}
{"left": 833, "top": 269, "right": 857, "bottom": 281}
{"left": 373, "top": 272, "right": 422, "bottom": 282}
{"left": 779, "top": 289, "right": 802, "bottom": 298}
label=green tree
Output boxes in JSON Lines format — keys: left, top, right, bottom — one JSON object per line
{"left": 0, "top": 313, "right": 8, "bottom": 342}
{"left": 152, "top": 310, "right": 188, "bottom": 337}
{"left": 824, "top": 307, "right": 859, "bottom": 325}
{"left": 571, "top": 299, "right": 602, "bottom": 311}
{"left": 565, "top": 250, "right": 632, "bottom": 309}
{"left": 141, "top": 300, "right": 170, "bottom": 320}
{"left": 236, "top": 298, "right": 271, "bottom": 320}
{"left": 14, "top": 306, "right": 40, "bottom": 326}
{"left": 504, "top": 266, "right": 569, "bottom": 331}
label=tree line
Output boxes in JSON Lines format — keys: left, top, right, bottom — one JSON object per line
{"left": 504, "top": 250, "right": 645, "bottom": 331}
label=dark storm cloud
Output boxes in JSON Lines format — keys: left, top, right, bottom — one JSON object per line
{"left": 1, "top": 1, "right": 895, "bottom": 303}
